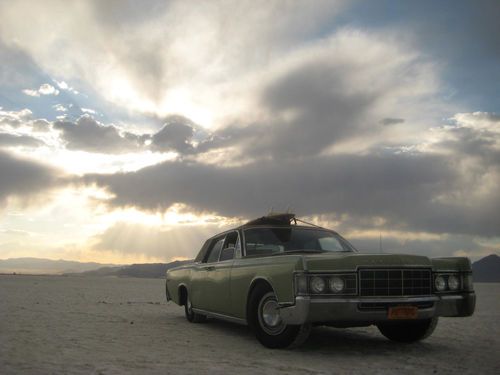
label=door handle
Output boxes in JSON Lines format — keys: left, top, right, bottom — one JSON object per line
{"left": 204, "top": 266, "right": 215, "bottom": 271}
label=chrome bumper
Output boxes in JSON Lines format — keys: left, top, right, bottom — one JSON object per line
{"left": 279, "top": 292, "right": 476, "bottom": 325}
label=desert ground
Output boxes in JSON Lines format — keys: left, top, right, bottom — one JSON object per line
{"left": 0, "top": 276, "right": 498, "bottom": 374}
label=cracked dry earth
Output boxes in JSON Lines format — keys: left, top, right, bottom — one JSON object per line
{"left": 0, "top": 276, "right": 499, "bottom": 374}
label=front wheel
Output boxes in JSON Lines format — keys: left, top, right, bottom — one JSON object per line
{"left": 377, "top": 317, "right": 438, "bottom": 343}
{"left": 249, "top": 286, "right": 311, "bottom": 349}
{"left": 184, "top": 293, "right": 207, "bottom": 323}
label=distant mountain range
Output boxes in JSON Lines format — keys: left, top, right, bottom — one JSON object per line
{"left": 70, "top": 260, "right": 192, "bottom": 278}
{"left": 1, "top": 254, "right": 498, "bottom": 281}
{"left": 471, "top": 254, "right": 500, "bottom": 282}
{"left": 0, "top": 257, "right": 192, "bottom": 278}
{"left": 0, "top": 257, "right": 119, "bottom": 275}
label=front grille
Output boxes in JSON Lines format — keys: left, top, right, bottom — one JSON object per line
{"left": 359, "top": 269, "right": 432, "bottom": 297}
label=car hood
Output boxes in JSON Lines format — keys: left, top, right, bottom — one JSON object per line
{"left": 301, "top": 252, "right": 432, "bottom": 272}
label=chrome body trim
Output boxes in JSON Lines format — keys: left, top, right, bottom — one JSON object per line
{"left": 278, "top": 293, "right": 475, "bottom": 325}
{"left": 192, "top": 308, "right": 247, "bottom": 325}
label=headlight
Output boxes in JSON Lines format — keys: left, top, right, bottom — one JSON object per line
{"left": 329, "top": 277, "right": 345, "bottom": 293}
{"left": 310, "top": 276, "right": 326, "bottom": 294}
{"left": 435, "top": 275, "right": 446, "bottom": 291}
{"left": 448, "top": 275, "right": 460, "bottom": 290}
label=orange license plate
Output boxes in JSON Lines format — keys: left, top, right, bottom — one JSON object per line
{"left": 388, "top": 306, "right": 418, "bottom": 320}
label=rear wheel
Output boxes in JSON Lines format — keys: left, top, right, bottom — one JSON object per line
{"left": 377, "top": 317, "right": 438, "bottom": 342}
{"left": 249, "top": 285, "right": 311, "bottom": 349}
{"left": 184, "top": 293, "right": 207, "bottom": 323}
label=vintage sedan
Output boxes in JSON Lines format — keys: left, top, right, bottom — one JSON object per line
{"left": 165, "top": 214, "right": 475, "bottom": 348}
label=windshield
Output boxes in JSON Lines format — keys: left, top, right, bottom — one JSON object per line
{"left": 243, "top": 227, "right": 356, "bottom": 257}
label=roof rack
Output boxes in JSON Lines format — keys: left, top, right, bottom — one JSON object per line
{"left": 244, "top": 213, "right": 295, "bottom": 226}
{"left": 243, "top": 213, "right": 325, "bottom": 229}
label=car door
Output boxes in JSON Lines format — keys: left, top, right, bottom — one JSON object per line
{"left": 204, "top": 232, "right": 238, "bottom": 314}
{"left": 188, "top": 240, "right": 211, "bottom": 309}
{"left": 191, "top": 236, "right": 224, "bottom": 311}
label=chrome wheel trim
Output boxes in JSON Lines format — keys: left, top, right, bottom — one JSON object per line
{"left": 258, "top": 292, "right": 286, "bottom": 335}
{"left": 186, "top": 296, "right": 193, "bottom": 314}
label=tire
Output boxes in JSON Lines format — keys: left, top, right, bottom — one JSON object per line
{"left": 377, "top": 317, "right": 438, "bottom": 343}
{"left": 248, "top": 284, "right": 311, "bottom": 349}
{"left": 184, "top": 293, "right": 207, "bottom": 323}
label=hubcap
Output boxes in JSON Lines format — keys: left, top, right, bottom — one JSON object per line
{"left": 258, "top": 292, "right": 286, "bottom": 335}
{"left": 262, "top": 300, "right": 281, "bottom": 327}
{"left": 187, "top": 298, "right": 192, "bottom": 314}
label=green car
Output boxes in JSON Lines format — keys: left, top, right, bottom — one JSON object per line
{"left": 165, "top": 214, "right": 476, "bottom": 348}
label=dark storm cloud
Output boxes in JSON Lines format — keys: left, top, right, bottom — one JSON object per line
{"left": 31, "top": 119, "right": 51, "bottom": 132}
{"left": 255, "top": 60, "right": 374, "bottom": 158}
{"left": 87, "top": 148, "right": 499, "bottom": 237}
{"left": 150, "top": 116, "right": 196, "bottom": 153}
{"left": 380, "top": 118, "right": 405, "bottom": 126}
{"left": 348, "top": 235, "right": 492, "bottom": 261}
{"left": 51, "top": 114, "right": 203, "bottom": 155}
{"left": 191, "top": 41, "right": 425, "bottom": 160}
{"left": 191, "top": 63, "right": 376, "bottom": 159}
{"left": 0, "top": 150, "right": 61, "bottom": 203}
{"left": 53, "top": 116, "right": 143, "bottom": 154}
{"left": 439, "top": 126, "right": 500, "bottom": 165}
{"left": 80, "top": 51, "right": 499, "bottom": 240}
{"left": 0, "top": 133, "right": 45, "bottom": 148}
{"left": 90, "top": 0, "right": 168, "bottom": 27}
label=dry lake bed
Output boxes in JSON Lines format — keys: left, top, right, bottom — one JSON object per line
{"left": 0, "top": 275, "right": 499, "bottom": 374}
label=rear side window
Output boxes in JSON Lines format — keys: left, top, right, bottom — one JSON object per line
{"left": 223, "top": 232, "right": 239, "bottom": 249}
{"left": 205, "top": 238, "right": 224, "bottom": 263}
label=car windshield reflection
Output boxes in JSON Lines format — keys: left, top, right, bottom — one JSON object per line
{"left": 244, "top": 227, "right": 356, "bottom": 256}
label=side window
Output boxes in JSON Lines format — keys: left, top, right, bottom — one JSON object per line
{"left": 220, "top": 232, "right": 238, "bottom": 261}
{"left": 194, "top": 240, "right": 211, "bottom": 263}
{"left": 205, "top": 238, "right": 224, "bottom": 263}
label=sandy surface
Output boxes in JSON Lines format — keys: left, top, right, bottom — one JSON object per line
{"left": 0, "top": 276, "right": 498, "bottom": 374}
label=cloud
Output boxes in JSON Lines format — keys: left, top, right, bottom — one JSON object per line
{"left": 30, "top": 119, "right": 51, "bottom": 132}
{"left": 53, "top": 104, "right": 67, "bottom": 112}
{"left": 80, "top": 108, "right": 96, "bottom": 114}
{"left": 150, "top": 116, "right": 196, "bottom": 153}
{"left": 348, "top": 233, "right": 497, "bottom": 261}
{"left": 23, "top": 83, "right": 59, "bottom": 97}
{"left": 380, "top": 118, "right": 405, "bottom": 126}
{"left": 195, "top": 29, "right": 441, "bottom": 161}
{"left": 0, "top": 150, "right": 62, "bottom": 204}
{"left": 0, "top": 133, "right": 45, "bottom": 148}
{"left": 0, "top": 109, "right": 209, "bottom": 163}
{"left": 0, "top": 108, "right": 52, "bottom": 133}
{"left": 0, "top": 1, "right": 498, "bottom": 263}
{"left": 87, "top": 107, "right": 500, "bottom": 239}
{"left": 0, "top": 0, "right": 346, "bottom": 125}
{"left": 50, "top": 114, "right": 209, "bottom": 155}
{"left": 54, "top": 80, "right": 79, "bottom": 95}
{"left": 53, "top": 115, "right": 143, "bottom": 154}
{"left": 0, "top": 108, "right": 33, "bottom": 128}
{"left": 91, "top": 221, "right": 224, "bottom": 261}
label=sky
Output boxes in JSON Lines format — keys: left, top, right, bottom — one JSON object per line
{"left": 0, "top": 0, "right": 499, "bottom": 264}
